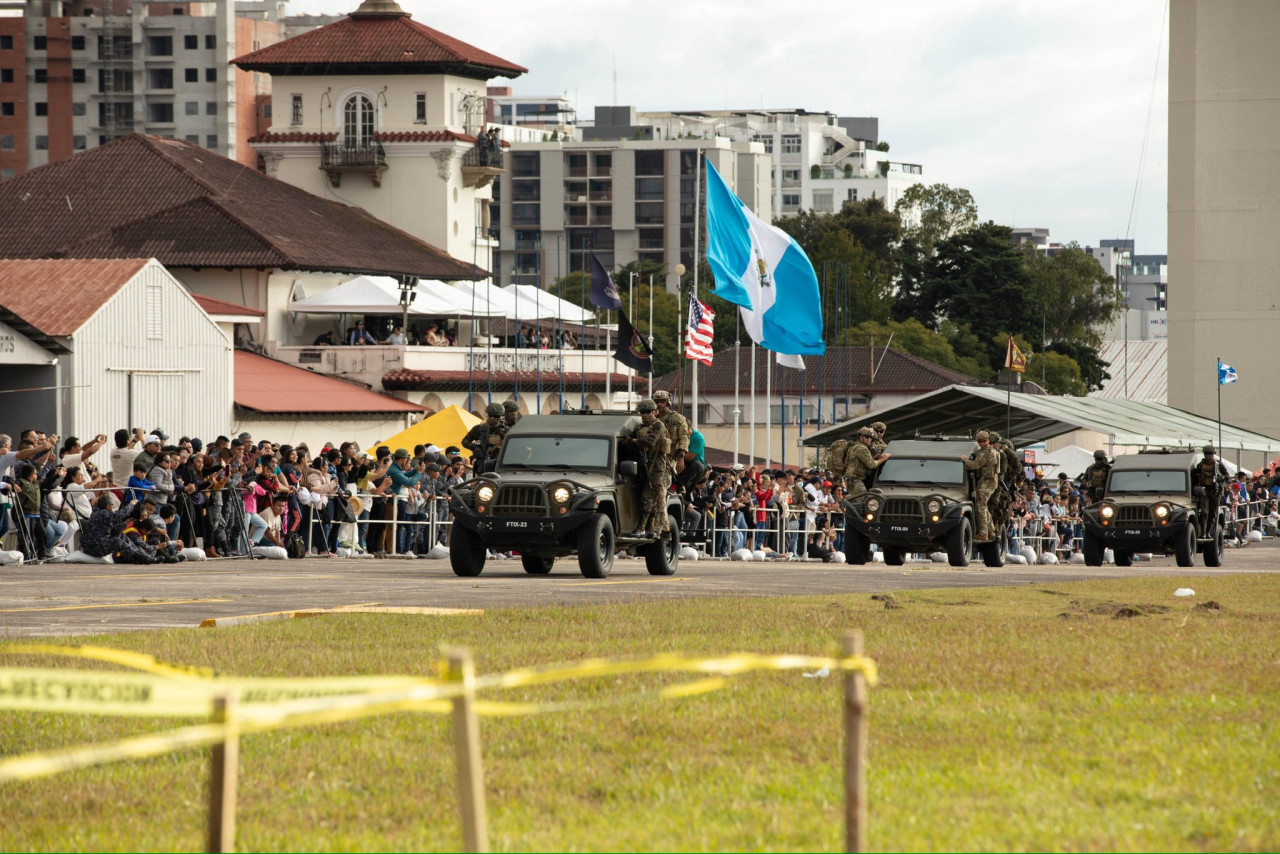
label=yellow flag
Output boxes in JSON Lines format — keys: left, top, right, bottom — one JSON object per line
{"left": 1005, "top": 337, "right": 1027, "bottom": 373}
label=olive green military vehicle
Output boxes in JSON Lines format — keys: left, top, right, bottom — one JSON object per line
{"left": 841, "top": 437, "right": 1006, "bottom": 567}
{"left": 447, "top": 412, "right": 682, "bottom": 578}
{"left": 1080, "top": 450, "right": 1225, "bottom": 567}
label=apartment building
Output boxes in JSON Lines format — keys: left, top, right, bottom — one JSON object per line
{"left": 492, "top": 112, "right": 771, "bottom": 294}
{"left": 0, "top": 0, "right": 342, "bottom": 179}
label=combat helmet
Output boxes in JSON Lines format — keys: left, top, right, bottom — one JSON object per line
{"left": 638, "top": 399, "right": 657, "bottom": 413}
{"left": 485, "top": 402, "right": 504, "bottom": 418}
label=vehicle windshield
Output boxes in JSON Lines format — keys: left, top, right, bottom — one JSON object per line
{"left": 1108, "top": 469, "right": 1188, "bottom": 494}
{"left": 499, "top": 435, "right": 611, "bottom": 470}
{"left": 876, "top": 457, "right": 966, "bottom": 486}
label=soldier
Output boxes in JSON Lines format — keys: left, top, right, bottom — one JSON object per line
{"left": 652, "top": 390, "right": 690, "bottom": 475}
{"left": 627, "top": 399, "right": 670, "bottom": 538}
{"left": 961, "top": 430, "right": 1000, "bottom": 542}
{"left": 1082, "top": 449, "right": 1112, "bottom": 505}
{"left": 502, "top": 400, "right": 522, "bottom": 428}
{"left": 1194, "top": 445, "right": 1229, "bottom": 536}
{"left": 843, "top": 426, "right": 890, "bottom": 500}
{"left": 869, "top": 421, "right": 888, "bottom": 457}
{"left": 461, "top": 403, "right": 507, "bottom": 470}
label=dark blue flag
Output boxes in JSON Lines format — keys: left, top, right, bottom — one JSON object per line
{"left": 588, "top": 252, "right": 622, "bottom": 311}
{"left": 614, "top": 309, "right": 651, "bottom": 373}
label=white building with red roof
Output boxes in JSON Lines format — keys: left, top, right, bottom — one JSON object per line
{"left": 233, "top": 0, "right": 527, "bottom": 265}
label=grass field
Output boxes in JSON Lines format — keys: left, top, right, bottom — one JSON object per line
{"left": 4, "top": 574, "right": 1280, "bottom": 852}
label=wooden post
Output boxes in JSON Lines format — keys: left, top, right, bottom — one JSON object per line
{"left": 206, "top": 692, "right": 239, "bottom": 854}
{"left": 445, "top": 647, "right": 489, "bottom": 853}
{"left": 844, "top": 630, "right": 868, "bottom": 854}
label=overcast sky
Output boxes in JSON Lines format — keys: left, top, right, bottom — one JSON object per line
{"left": 296, "top": 0, "right": 1171, "bottom": 254}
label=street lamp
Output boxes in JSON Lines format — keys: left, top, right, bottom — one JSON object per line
{"left": 396, "top": 274, "right": 418, "bottom": 341}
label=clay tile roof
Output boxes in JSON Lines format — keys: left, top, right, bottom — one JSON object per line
{"left": 236, "top": 350, "right": 423, "bottom": 414}
{"left": 0, "top": 134, "right": 482, "bottom": 281}
{"left": 231, "top": 6, "right": 527, "bottom": 79}
{"left": 653, "top": 346, "right": 979, "bottom": 395}
{"left": 0, "top": 258, "right": 150, "bottom": 337}
{"left": 193, "top": 294, "right": 265, "bottom": 317}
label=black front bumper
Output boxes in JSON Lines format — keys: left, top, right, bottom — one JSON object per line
{"left": 453, "top": 509, "right": 596, "bottom": 548}
{"left": 849, "top": 514, "right": 964, "bottom": 551}
{"left": 1086, "top": 522, "right": 1178, "bottom": 553}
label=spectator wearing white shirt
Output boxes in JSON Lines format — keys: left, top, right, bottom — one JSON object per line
{"left": 109, "top": 428, "right": 145, "bottom": 487}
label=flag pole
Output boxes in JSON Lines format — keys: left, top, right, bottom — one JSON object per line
{"left": 766, "top": 351, "right": 773, "bottom": 469}
{"left": 1217, "top": 357, "right": 1223, "bottom": 452}
{"left": 628, "top": 271, "right": 635, "bottom": 405}
{"left": 557, "top": 235, "right": 564, "bottom": 411}
{"left": 750, "top": 339, "right": 757, "bottom": 467}
{"left": 648, "top": 274, "right": 654, "bottom": 397}
{"left": 605, "top": 302, "right": 611, "bottom": 406}
{"left": 581, "top": 239, "right": 588, "bottom": 409}
{"left": 734, "top": 316, "right": 741, "bottom": 465}
{"left": 691, "top": 149, "right": 702, "bottom": 434}
{"left": 535, "top": 233, "right": 543, "bottom": 416}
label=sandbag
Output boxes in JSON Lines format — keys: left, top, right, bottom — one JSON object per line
{"left": 251, "top": 545, "right": 289, "bottom": 560}
{"left": 64, "top": 551, "right": 111, "bottom": 564}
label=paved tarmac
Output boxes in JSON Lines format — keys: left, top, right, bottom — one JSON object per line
{"left": 2, "top": 541, "right": 1277, "bottom": 638}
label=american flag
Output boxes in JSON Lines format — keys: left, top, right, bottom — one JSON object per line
{"left": 685, "top": 293, "right": 716, "bottom": 366}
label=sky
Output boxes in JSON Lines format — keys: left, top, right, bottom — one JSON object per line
{"left": 293, "top": 0, "right": 1171, "bottom": 255}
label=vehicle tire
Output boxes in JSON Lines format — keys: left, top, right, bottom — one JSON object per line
{"left": 1082, "top": 531, "right": 1104, "bottom": 566}
{"left": 946, "top": 517, "right": 972, "bottom": 567}
{"left": 1203, "top": 523, "right": 1224, "bottom": 567}
{"left": 521, "top": 554, "right": 554, "bottom": 575}
{"left": 1113, "top": 550, "right": 1134, "bottom": 567}
{"left": 1174, "top": 523, "right": 1195, "bottom": 567}
{"left": 982, "top": 537, "right": 1005, "bottom": 568}
{"left": 449, "top": 525, "right": 486, "bottom": 577}
{"left": 577, "top": 513, "right": 615, "bottom": 578}
{"left": 846, "top": 529, "right": 871, "bottom": 565}
{"left": 882, "top": 548, "right": 905, "bottom": 566}
{"left": 642, "top": 513, "right": 679, "bottom": 576}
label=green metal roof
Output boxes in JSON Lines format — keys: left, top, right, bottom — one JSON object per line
{"left": 801, "top": 385, "right": 1280, "bottom": 454}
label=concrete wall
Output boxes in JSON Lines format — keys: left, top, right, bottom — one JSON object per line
{"left": 1168, "top": 0, "right": 1280, "bottom": 440}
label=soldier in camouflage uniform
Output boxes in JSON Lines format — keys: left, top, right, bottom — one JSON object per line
{"left": 652, "top": 390, "right": 690, "bottom": 476}
{"left": 461, "top": 402, "right": 508, "bottom": 469}
{"left": 627, "top": 399, "right": 670, "bottom": 538}
{"left": 843, "top": 426, "right": 890, "bottom": 500}
{"left": 1082, "top": 449, "right": 1111, "bottom": 505}
{"left": 502, "top": 400, "right": 522, "bottom": 428}
{"left": 869, "top": 421, "right": 888, "bottom": 457}
{"left": 1194, "top": 445, "right": 1229, "bottom": 536}
{"left": 962, "top": 430, "right": 1000, "bottom": 542}
{"left": 986, "top": 431, "right": 1019, "bottom": 535}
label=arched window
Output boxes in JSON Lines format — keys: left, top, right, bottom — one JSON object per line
{"left": 342, "top": 94, "right": 374, "bottom": 149}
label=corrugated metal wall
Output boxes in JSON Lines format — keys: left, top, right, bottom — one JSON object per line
{"left": 70, "top": 261, "right": 232, "bottom": 441}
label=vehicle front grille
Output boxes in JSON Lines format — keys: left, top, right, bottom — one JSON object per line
{"left": 1117, "top": 505, "right": 1154, "bottom": 526}
{"left": 880, "top": 498, "right": 922, "bottom": 523}
{"left": 496, "top": 486, "right": 547, "bottom": 516}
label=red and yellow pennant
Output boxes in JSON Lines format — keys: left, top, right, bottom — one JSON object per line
{"left": 1004, "top": 337, "right": 1027, "bottom": 373}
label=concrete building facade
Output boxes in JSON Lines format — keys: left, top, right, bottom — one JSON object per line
{"left": 1167, "top": 0, "right": 1280, "bottom": 439}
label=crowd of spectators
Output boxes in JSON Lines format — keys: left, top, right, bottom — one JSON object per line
{"left": 0, "top": 425, "right": 476, "bottom": 563}
{"left": 515, "top": 325, "right": 578, "bottom": 350}
{"left": 311, "top": 320, "right": 459, "bottom": 348}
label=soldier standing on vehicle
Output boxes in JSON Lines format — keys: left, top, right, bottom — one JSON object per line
{"left": 1194, "top": 445, "right": 1229, "bottom": 535}
{"left": 843, "top": 426, "right": 890, "bottom": 500}
{"left": 652, "top": 390, "right": 690, "bottom": 476}
{"left": 962, "top": 430, "right": 1000, "bottom": 542}
{"left": 462, "top": 403, "right": 507, "bottom": 470}
{"left": 869, "top": 421, "right": 888, "bottom": 457}
{"left": 627, "top": 399, "right": 669, "bottom": 538}
{"left": 502, "top": 400, "right": 522, "bottom": 428}
{"left": 1082, "top": 450, "right": 1112, "bottom": 505}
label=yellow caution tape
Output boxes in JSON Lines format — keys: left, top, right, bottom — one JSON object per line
{"left": 0, "top": 647, "right": 877, "bottom": 784}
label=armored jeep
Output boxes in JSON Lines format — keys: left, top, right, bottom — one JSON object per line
{"left": 1080, "top": 450, "right": 1225, "bottom": 567}
{"left": 447, "top": 411, "right": 682, "bottom": 579}
{"left": 841, "top": 437, "right": 1005, "bottom": 567}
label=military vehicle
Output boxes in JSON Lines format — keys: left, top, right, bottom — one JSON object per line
{"left": 1080, "top": 450, "right": 1225, "bottom": 567}
{"left": 842, "top": 437, "right": 1005, "bottom": 567}
{"left": 447, "top": 411, "right": 682, "bottom": 578}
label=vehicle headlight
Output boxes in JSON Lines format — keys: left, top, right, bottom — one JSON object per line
{"left": 865, "top": 497, "right": 881, "bottom": 514}
{"left": 476, "top": 484, "right": 495, "bottom": 504}
{"left": 552, "top": 486, "right": 572, "bottom": 504}
{"left": 926, "top": 498, "right": 943, "bottom": 515}
{"left": 1100, "top": 504, "right": 1115, "bottom": 520}
{"left": 1154, "top": 503, "right": 1169, "bottom": 519}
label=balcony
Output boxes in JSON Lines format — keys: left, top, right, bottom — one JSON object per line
{"left": 461, "top": 144, "right": 505, "bottom": 189}
{"left": 321, "top": 140, "right": 387, "bottom": 188}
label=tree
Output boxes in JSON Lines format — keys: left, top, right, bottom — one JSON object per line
{"left": 837, "top": 317, "right": 989, "bottom": 379}
{"left": 874, "top": 141, "right": 890, "bottom": 152}
{"left": 923, "top": 222, "right": 1032, "bottom": 373}
{"left": 1026, "top": 350, "right": 1088, "bottom": 396}
{"left": 1023, "top": 243, "right": 1123, "bottom": 352}
{"left": 810, "top": 230, "right": 894, "bottom": 337}
{"left": 774, "top": 195, "right": 902, "bottom": 268}
{"left": 894, "top": 183, "right": 979, "bottom": 254}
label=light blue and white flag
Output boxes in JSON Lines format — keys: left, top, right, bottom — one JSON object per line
{"left": 704, "top": 161, "right": 825, "bottom": 357}
{"left": 1218, "top": 361, "right": 1238, "bottom": 385}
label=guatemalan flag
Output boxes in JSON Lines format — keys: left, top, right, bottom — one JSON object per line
{"left": 704, "top": 160, "right": 825, "bottom": 361}
{"left": 1218, "top": 360, "right": 1238, "bottom": 385}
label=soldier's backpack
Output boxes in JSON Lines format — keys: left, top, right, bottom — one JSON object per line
{"left": 827, "top": 439, "right": 851, "bottom": 474}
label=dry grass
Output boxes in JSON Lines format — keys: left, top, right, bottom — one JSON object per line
{"left": 4, "top": 574, "right": 1280, "bottom": 851}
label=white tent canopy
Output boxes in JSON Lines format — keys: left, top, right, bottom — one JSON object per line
{"left": 453, "top": 280, "right": 521, "bottom": 316}
{"left": 289, "top": 275, "right": 504, "bottom": 317}
{"left": 502, "top": 284, "right": 596, "bottom": 323}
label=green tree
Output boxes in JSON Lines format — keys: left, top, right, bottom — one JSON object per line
{"left": 894, "top": 183, "right": 979, "bottom": 254}
{"left": 1026, "top": 350, "right": 1088, "bottom": 396}
{"left": 837, "top": 317, "right": 989, "bottom": 379}
{"left": 810, "top": 230, "right": 894, "bottom": 336}
{"left": 774, "top": 195, "right": 901, "bottom": 267}
{"left": 924, "top": 222, "right": 1032, "bottom": 372}
{"left": 1023, "top": 243, "right": 1123, "bottom": 351}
